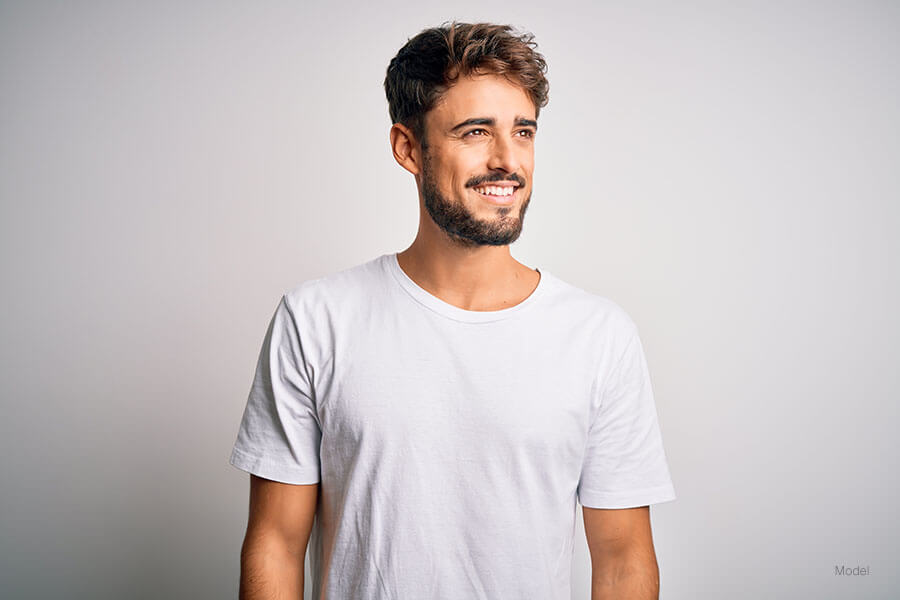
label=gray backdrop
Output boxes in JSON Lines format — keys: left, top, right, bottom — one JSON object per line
{"left": 1, "top": 1, "right": 897, "bottom": 599}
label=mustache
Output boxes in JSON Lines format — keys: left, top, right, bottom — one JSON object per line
{"left": 466, "top": 173, "right": 525, "bottom": 188}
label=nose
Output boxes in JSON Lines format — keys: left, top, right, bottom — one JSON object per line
{"left": 487, "top": 134, "right": 520, "bottom": 174}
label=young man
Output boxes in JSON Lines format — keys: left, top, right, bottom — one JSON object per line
{"left": 230, "top": 22, "right": 676, "bottom": 600}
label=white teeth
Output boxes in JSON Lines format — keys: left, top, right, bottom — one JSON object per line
{"left": 475, "top": 186, "right": 514, "bottom": 196}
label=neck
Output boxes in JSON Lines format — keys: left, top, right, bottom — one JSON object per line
{"left": 396, "top": 230, "right": 538, "bottom": 312}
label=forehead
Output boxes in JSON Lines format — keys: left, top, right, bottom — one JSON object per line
{"left": 428, "top": 74, "right": 536, "bottom": 128}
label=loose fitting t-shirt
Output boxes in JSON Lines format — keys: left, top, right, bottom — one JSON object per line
{"left": 229, "top": 253, "right": 676, "bottom": 600}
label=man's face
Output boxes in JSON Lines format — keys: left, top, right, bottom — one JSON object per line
{"left": 418, "top": 74, "right": 537, "bottom": 247}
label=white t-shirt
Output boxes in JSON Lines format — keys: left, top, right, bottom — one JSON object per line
{"left": 229, "top": 252, "right": 676, "bottom": 600}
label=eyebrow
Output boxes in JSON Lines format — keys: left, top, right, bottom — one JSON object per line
{"left": 449, "top": 117, "right": 538, "bottom": 133}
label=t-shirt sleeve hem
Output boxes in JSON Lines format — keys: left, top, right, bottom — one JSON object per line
{"left": 229, "top": 446, "right": 321, "bottom": 485}
{"left": 578, "top": 483, "right": 676, "bottom": 509}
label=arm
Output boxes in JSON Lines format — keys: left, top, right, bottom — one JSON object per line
{"left": 239, "top": 474, "right": 319, "bottom": 600}
{"left": 583, "top": 505, "right": 660, "bottom": 600}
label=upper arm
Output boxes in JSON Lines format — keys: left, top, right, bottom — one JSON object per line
{"left": 582, "top": 505, "right": 655, "bottom": 564}
{"left": 577, "top": 323, "right": 676, "bottom": 510}
{"left": 243, "top": 474, "right": 319, "bottom": 558}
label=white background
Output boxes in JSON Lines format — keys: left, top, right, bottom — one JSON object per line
{"left": 1, "top": 1, "right": 897, "bottom": 598}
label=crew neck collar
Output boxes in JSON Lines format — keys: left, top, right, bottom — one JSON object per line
{"left": 384, "top": 252, "right": 548, "bottom": 324}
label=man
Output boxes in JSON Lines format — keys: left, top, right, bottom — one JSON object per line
{"left": 230, "top": 21, "right": 676, "bottom": 600}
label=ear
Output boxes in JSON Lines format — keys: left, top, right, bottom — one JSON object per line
{"left": 390, "top": 122, "right": 423, "bottom": 176}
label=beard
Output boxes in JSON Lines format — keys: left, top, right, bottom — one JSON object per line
{"left": 420, "top": 151, "right": 531, "bottom": 248}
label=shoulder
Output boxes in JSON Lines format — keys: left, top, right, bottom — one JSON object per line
{"left": 282, "top": 254, "right": 386, "bottom": 311}
{"left": 276, "top": 255, "right": 390, "bottom": 338}
{"left": 541, "top": 271, "right": 639, "bottom": 341}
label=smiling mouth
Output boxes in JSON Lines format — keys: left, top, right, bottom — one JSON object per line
{"left": 472, "top": 184, "right": 518, "bottom": 205}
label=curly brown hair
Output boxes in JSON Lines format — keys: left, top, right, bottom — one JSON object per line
{"left": 384, "top": 21, "right": 550, "bottom": 149}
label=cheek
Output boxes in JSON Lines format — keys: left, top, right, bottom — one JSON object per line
{"left": 522, "top": 160, "right": 535, "bottom": 181}
{"left": 518, "top": 147, "right": 535, "bottom": 168}
{"left": 451, "top": 162, "right": 479, "bottom": 188}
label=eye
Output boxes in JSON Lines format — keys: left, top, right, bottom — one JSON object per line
{"left": 516, "top": 129, "right": 536, "bottom": 138}
{"left": 464, "top": 128, "right": 488, "bottom": 137}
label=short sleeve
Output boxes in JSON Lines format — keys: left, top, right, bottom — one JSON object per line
{"left": 577, "top": 327, "right": 676, "bottom": 508}
{"left": 229, "top": 295, "right": 321, "bottom": 484}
